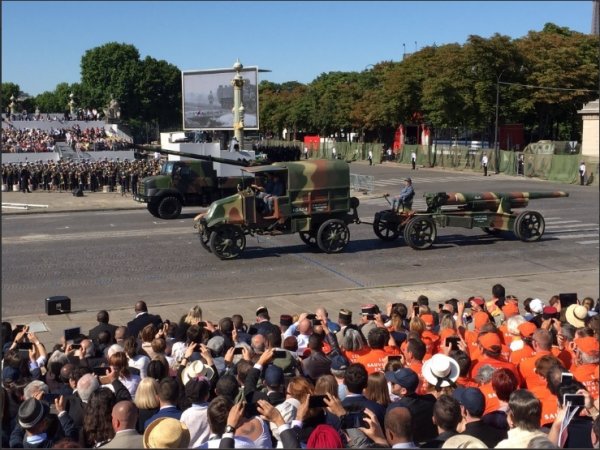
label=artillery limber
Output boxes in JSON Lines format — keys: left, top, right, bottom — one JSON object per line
{"left": 372, "top": 191, "right": 569, "bottom": 250}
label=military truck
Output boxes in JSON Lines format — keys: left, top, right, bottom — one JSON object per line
{"left": 134, "top": 146, "right": 259, "bottom": 219}
{"left": 194, "top": 159, "right": 361, "bottom": 259}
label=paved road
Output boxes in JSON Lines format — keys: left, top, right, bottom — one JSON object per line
{"left": 2, "top": 162, "right": 598, "bottom": 347}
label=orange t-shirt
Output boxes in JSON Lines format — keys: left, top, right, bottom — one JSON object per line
{"left": 343, "top": 347, "right": 369, "bottom": 365}
{"left": 530, "top": 385, "right": 558, "bottom": 426}
{"left": 572, "top": 364, "right": 599, "bottom": 399}
{"left": 518, "top": 350, "right": 552, "bottom": 389}
{"left": 471, "top": 356, "right": 521, "bottom": 386}
{"left": 554, "top": 348, "right": 575, "bottom": 371}
{"left": 509, "top": 344, "right": 534, "bottom": 366}
{"left": 480, "top": 381, "right": 500, "bottom": 415}
{"left": 456, "top": 376, "right": 479, "bottom": 388}
{"left": 356, "top": 346, "right": 401, "bottom": 375}
{"left": 498, "top": 324, "right": 512, "bottom": 345}
{"left": 406, "top": 359, "right": 429, "bottom": 395}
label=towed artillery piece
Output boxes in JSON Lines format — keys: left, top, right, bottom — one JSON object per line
{"left": 372, "top": 191, "right": 569, "bottom": 250}
{"left": 134, "top": 145, "right": 265, "bottom": 219}
{"left": 194, "top": 159, "right": 361, "bottom": 259}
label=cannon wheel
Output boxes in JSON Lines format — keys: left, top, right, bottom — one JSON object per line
{"left": 403, "top": 216, "right": 437, "bottom": 250}
{"left": 147, "top": 202, "right": 160, "bottom": 218}
{"left": 199, "top": 230, "right": 212, "bottom": 252}
{"left": 157, "top": 196, "right": 182, "bottom": 220}
{"left": 299, "top": 231, "right": 318, "bottom": 248}
{"left": 482, "top": 227, "right": 502, "bottom": 235}
{"left": 209, "top": 225, "right": 246, "bottom": 259}
{"left": 316, "top": 219, "right": 350, "bottom": 254}
{"left": 373, "top": 211, "right": 401, "bottom": 241}
{"left": 514, "top": 210, "right": 545, "bottom": 242}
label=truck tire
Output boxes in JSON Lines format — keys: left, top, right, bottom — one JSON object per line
{"left": 147, "top": 202, "right": 160, "bottom": 218}
{"left": 158, "top": 196, "right": 182, "bottom": 220}
{"left": 316, "top": 219, "right": 350, "bottom": 253}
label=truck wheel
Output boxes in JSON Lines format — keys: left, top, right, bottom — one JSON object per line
{"left": 158, "top": 196, "right": 182, "bottom": 220}
{"left": 403, "top": 216, "right": 436, "bottom": 250}
{"left": 299, "top": 231, "right": 318, "bottom": 248}
{"left": 317, "top": 219, "right": 350, "bottom": 253}
{"left": 199, "top": 230, "right": 212, "bottom": 253}
{"left": 514, "top": 210, "right": 545, "bottom": 242}
{"left": 147, "top": 202, "right": 160, "bottom": 218}
{"left": 209, "top": 225, "right": 246, "bottom": 260}
{"left": 373, "top": 211, "right": 400, "bottom": 241}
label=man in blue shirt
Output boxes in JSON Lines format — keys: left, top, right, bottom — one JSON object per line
{"left": 392, "top": 178, "right": 415, "bottom": 211}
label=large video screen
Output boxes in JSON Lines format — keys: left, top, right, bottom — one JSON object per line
{"left": 182, "top": 67, "right": 259, "bottom": 130}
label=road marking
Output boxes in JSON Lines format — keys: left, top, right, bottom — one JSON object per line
{"left": 2, "top": 227, "right": 189, "bottom": 244}
{"left": 576, "top": 240, "right": 599, "bottom": 245}
{"left": 549, "top": 233, "right": 599, "bottom": 239}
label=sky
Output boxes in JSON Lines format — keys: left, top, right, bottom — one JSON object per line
{"left": 1, "top": 1, "right": 596, "bottom": 97}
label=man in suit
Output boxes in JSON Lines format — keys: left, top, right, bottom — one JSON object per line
{"left": 101, "top": 400, "right": 142, "bottom": 448}
{"left": 143, "top": 377, "right": 182, "bottom": 430}
{"left": 126, "top": 301, "right": 163, "bottom": 339}
{"left": 248, "top": 306, "right": 280, "bottom": 337}
{"left": 342, "top": 363, "right": 386, "bottom": 430}
{"left": 88, "top": 310, "right": 118, "bottom": 343}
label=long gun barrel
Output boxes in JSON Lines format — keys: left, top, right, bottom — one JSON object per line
{"left": 135, "top": 145, "right": 263, "bottom": 167}
{"left": 425, "top": 191, "right": 569, "bottom": 212}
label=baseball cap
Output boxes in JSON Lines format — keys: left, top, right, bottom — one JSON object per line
{"left": 264, "top": 364, "right": 285, "bottom": 387}
{"left": 473, "top": 312, "right": 490, "bottom": 330}
{"left": 453, "top": 387, "right": 485, "bottom": 417}
{"left": 529, "top": 298, "right": 544, "bottom": 314}
{"left": 471, "top": 297, "right": 485, "bottom": 307}
{"left": 518, "top": 322, "right": 537, "bottom": 338}
{"left": 502, "top": 303, "right": 520, "bottom": 318}
{"left": 574, "top": 336, "right": 599, "bottom": 355}
{"left": 385, "top": 368, "right": 419, "bottom": 392}
{"left": 479, "top": 333, "right": 502, "bottom": 351}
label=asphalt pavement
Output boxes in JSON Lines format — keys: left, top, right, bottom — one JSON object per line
{"left": 2, "top": 162, "right": 597, "bottom": 348}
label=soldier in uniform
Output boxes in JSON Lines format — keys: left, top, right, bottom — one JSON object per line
{"left": 19, "top": 163, "right": 32, "bottom": 193}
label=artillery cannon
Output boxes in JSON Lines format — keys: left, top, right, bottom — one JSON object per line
{"left": 373, "top": 191, "right": 569, "bottom": 250}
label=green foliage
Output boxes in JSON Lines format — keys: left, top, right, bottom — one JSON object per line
{"left": 1, "top": 82, "right": 22, "bottom": 113}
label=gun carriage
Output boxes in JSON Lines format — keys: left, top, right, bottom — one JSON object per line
{"left": 372, "top": 191, "right": 569, "bottom": 250}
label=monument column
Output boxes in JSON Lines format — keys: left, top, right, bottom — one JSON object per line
{"left": 578, "top": 99, "right": 599, "bottom": 160}
{"left": 231, "top": 59, "right": 245, "bottom": 149}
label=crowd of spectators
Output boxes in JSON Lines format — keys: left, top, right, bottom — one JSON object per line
{"left": 2, "top": 158, "right": 162, "bottom": 194}
{"left": 1, "top": 286, "right": 599, "bottom": 448}
{"left": 2, "top": 122, "right": 131, "bottom": 154}
{"left": 4, "top": 108, "right": 102, "bottom": 122}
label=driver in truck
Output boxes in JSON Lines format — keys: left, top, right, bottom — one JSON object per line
{"left": 252, "top": 173, "right": 284, "bottom": 215}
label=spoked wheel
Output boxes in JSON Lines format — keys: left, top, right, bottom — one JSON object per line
{"left": 373, "top": 211, "right": 401, "bottom": 241}
{"left": 482, "top": 227, "right": 502, "bottom": 235}
{"left": 199, "top": 230, "right": 212, "bottom": 252}
{"left": 403, "top": 216, "right": 437, "bottom": 250}
{"left": 157, "top": 196, "right": 182, "bottom": 219}
{"left": 209, "top": 225, "right": 246, "bottom": 259}
{"left": 316, "top": 219, "right": 350, "bottom": 253}
{"left": 299, "top": 231, "right": 318, "bottom": 248}
{"left": 514, "top": 210, "right": 545, "bottom": 242}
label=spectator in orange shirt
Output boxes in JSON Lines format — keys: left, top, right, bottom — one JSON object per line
{"left": 570, "top": 335, "right": 599, "bottom": 399}
{"left": 357, "top": 327, "right": 399, "bottom": 374}
{"left": 421, "top": 314, "right": 440, "bottom": 357}
{"left": 449, "top": 350, "right": 478, "bottom": 388}
{"left": 480, "top": 368, "right": 518, "bottom": 433}
{"left": 460, "top": 308, "right": 491, "bottom": 358}
{"left": 498, "top": 303, "right": 520, "bottom": 345}
{"left": 340, "top": 327, "right": 368, "bottom": 364}
{"left": 530, "top": 355, "right": 563, "bottom": 427}
{"left": 509, "top": 322, "right": 536, "bottom": 365}
{"left": 518, "top": 328, "right": 555, "bottom": 389}
{"left": 404, "top": 338, "right": 428, "bottom": 395}
{"left": 555, "top": 323, "right": 576, "bottom": 370}
{"left": 470, "top": 332, "right": 520, "bottom": 384}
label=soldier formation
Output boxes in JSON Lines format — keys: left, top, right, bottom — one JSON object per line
{"left": 1, "top": 158, "right": 162, "bottom": 195}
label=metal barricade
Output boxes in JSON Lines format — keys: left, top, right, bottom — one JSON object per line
{"left": 350, "top": 173, "right": 374, "bottom": 193}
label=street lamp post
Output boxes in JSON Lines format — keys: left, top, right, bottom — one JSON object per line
{"left": 493, "top": 69, "right": 507, "bottom": 174}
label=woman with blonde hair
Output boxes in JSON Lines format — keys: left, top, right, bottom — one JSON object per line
{"left": 134, "top": 377, "right": 160, "bottom": 433}
{"left": 184, "top": 305, "right": 203, "bottom": 325}
{"left": 314, "top": 374, "right": 338, "bottom": 398}
{"left": 271, "top": 376, "right": 314, "bottom": 441}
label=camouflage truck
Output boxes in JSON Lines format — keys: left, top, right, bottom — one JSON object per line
{"left": 372, "top": 191, "right": 569, "bottom": 249}
{"left": 194, "top": 159, "right": 361, "bottom": 259}
{"left": 134, "top": 147, "right": 258, "bottom": 219}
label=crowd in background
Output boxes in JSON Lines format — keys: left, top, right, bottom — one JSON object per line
{"left": 2, "top": 122, "right": 131, "bottom": 154}
{"left": 1, "top": 158, "right": 161, "bottom": 194}
{"left": 1, "top": 285, "right": 599, "bottom": 448}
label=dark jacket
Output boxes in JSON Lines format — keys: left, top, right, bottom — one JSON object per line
{"left": 247, "top": 320, "right": 280, "bottom": 337}
{"left": 88, "top": 322, "right": 118, "bottom": 342}
{"left": 387, "top": 393, "right": 437, "bottom": 444}
{"left": 342, "top": 394, "right": 386, "bottom": 432}
{"left": 420, "top": 430, "right": 457, "bottom": 448}
{"left": 126, "top": 312, "right": 163, "bottom": 339}
{"left": 301, "top": 351, "right": 331, "bottom": 383}
{"left": 10, "top": 411, "right": 77, "bottom": 448}
{"left": 461, "top": 420, "right": 507, "bottom": 448}
{"left": 143, "top": 405, "right": 182, "bottom": 430}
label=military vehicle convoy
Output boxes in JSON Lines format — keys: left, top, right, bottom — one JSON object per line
{"left": 134, "top": 146, "right": 261, "bottom": 219}
{"left": 194, "top": 159, "right": 361, "bottom": 259}
{"left": 372, "top": 191, "right": 569, "bottom": 249}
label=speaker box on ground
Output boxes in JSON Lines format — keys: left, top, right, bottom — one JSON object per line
{"left": 45, "top": 296, "right": 71, "bottom": 315}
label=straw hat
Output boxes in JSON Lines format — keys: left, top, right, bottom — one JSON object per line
{"left": 565, "top": 304, "right": 588, "bottom": 328}
{"left": 181, "top": 360, "right": 214, "bottom": 386}
{"left": 143, "top": 417, "right": 190, "bottom": 448}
